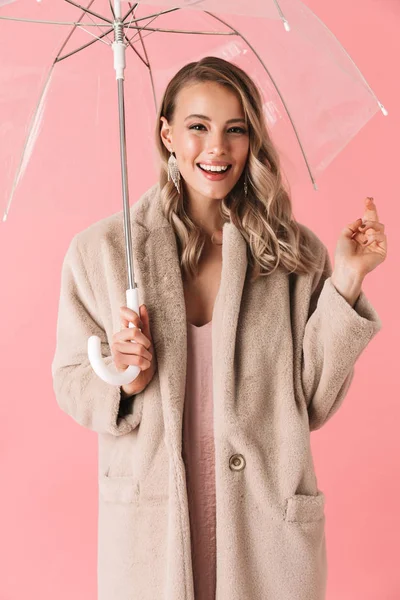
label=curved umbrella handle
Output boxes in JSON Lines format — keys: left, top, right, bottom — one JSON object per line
{"left": 88, "top": 287, "right": 141, "bottom": 385}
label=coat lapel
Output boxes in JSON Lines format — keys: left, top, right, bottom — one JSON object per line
{"left": 211, "top": 220, "right": 249, "bottom": 425}
{"left": 129, "top": 184, "right": 249, "bottom": 455}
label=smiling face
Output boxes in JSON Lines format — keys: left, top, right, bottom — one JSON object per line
{"left": 160, "top": 81, "right": 250, "bottom": 205}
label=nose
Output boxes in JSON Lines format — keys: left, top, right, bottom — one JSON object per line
{"left": 206, "top": 130, "right": 228, "bottom": 155}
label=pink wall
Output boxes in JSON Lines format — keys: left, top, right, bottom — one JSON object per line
{"left": 0, "top": 1, "right": 398, "bottom": 598}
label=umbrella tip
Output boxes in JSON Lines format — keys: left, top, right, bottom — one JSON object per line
{"left": 378, "top": 101, "right": 388, "bottom": 116}
{"left": 283, "top": 20, "right": 291, "bottom": 32}
{"left": 2, "top": 212, "right": 7, "bottom": 223}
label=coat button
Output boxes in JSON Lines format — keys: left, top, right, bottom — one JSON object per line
{"left": 229, "top": 453, "right": 246, "bottom": 471}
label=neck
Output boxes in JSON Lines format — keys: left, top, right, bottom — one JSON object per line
{"left": 184, "top": 187, "right": 225, "bottom": 237}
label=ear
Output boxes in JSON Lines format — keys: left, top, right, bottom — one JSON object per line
{"left": 160, "top": 116, "right": 173, "bottom": 152}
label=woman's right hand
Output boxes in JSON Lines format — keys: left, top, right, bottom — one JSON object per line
{"left": 111, "top": 304, "right": 157, "bottom": 397}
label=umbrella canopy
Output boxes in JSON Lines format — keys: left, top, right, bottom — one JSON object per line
{"left": 0, "top": 0, "right": 387, "bottom": 222}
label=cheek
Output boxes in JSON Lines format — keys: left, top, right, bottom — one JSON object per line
{"left": 229, "top": 139, "right": 249, "bottom": 168}
{"left": 182, "top": 136, "right": 202, "bottom": 162}
{"left": 238, "top": 140, "right": 250, "bottom": 162}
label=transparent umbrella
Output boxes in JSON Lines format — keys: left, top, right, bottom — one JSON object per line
{"left": 0, "top": 0, "right": 387, "bottom": 385}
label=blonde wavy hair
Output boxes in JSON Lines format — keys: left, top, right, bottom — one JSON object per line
{"left": 154, "top": 56, "right": 321, "bottom": 282}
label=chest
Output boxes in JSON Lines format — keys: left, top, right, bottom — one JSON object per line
{"left": 182, "top": 248, "right": 222, "bottom": 327}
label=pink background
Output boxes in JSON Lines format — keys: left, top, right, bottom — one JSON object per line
{"left": 0, "top": 0, "right": 398, "bottom": 598}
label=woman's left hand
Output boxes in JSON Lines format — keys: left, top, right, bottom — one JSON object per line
{"left": 334, "top": 196, "right": 387, "bottom": 279}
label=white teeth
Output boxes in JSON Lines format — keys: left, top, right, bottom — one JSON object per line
{"left": 199, "top": 163, "right": 230, "bottom": 172}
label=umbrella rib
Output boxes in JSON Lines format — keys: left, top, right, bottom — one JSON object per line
{"left": 302, "top": 3, "right": 386, "bottom": 112}
{"left": 3, "top": 66, "right": 55, "bottom": 223}
{"left": 55, "top": 0, "right": 115, "bottom": 61}
{"left": 124, "top": 4, "right": 138, "bottom": 35}
{"left": 78, "top": 0, "right": 114, "bottom": 44}
{"left": 124, "top": 5, "right": 158, "bottom": 113}
{"left": 74, "top": 23, "right": 112, "bottom": 46}
{"left": 123, "top": 35, "right": 149, "bottom": 69}
{"left": 125, "top": 27, "right": 171, "bottom": 48}
{"left": 122, "top": 6, "right": 234, "bottom": 36}
{"left": 272, "top": 0, "right": 290, "bottom": 30}
{"left": 3, "top": 7, "right": 116, "bottom": 219}
{"left": 202, "top": 10, "right": 317, "bottom": 189}
{"left": 0, "top": 16, "right": 113, "bottom": 26}
{"left": 0, "top": 16, "right": 236, "bottom": 36}
{"left": 55, "top": 26, "right": 114, "bottom": 62}
{"left": 3, "top": 15, "right": 114, "bottom": 218}
{"left": 63, "top": 0, "right": 113, "bottom": 25}
{"left": 122, "top": 2, "right": 177, "bottom": 27}
{"left": 122, "top": 3, "right": 226, "bottom": 40}
{"left": 125, "top": 4, "right": 167, "bottom": 46}
{"left": 108, "top": 0, "right": 116, "bottom": 20}
{"left": 122, "top": 2, "right": 139, "bottom": 24}
{"left": 273, "top": 0, "right": 286, "bottom": 20}
{"left": 123, "top": 6, "right": 180, "bottom": 24}
{"left": 137, "top": 33, "right": 158, "bottom": 114}
{"left": 124, "top": 24, "right": 236, "bottom": 35}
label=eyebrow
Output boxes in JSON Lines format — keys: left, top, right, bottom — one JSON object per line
{"left": 184, "top": 114, "right": 246, "bottom": 124}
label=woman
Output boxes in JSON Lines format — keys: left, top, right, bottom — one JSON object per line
{"left": 51, "top": 57, "right": 386, "bottom": 600}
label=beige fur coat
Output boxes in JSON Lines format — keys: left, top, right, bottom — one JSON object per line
{"left": 52, "top": 182, "right": 382, "bottom": 600}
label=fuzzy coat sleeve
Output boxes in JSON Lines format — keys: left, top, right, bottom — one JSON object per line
{"left": 51, "top": 235, "right": 142, "bottom": 436}
{"left": 301, "top": 242, "right": 382, "bottom": 431}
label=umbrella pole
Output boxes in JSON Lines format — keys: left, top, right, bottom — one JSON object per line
{"left": 87, "top": 3, "right": 141, "bottom": 386}
{"left": 116, "top": 75, "right": 136, "bottom": 294}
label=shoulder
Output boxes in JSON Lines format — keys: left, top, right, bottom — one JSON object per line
{"left": 69, "top": 182, "right": 159, "bottom": 259}
{"left": 296, "top": 221, "right": 327, "bottom": 260}
{"left": 294, "top": 221, "right": 331, "bottom": 283}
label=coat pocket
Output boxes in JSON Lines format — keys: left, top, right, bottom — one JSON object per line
{"left": 284, "top": 490, "right": 325, "bottom": 523}
{"left": 99, "top": 474, "right": 140, "bottom": 504}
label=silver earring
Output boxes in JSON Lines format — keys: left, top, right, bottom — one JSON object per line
{"left": 244, "top": 176, "right": 248, "bottom": 197}
{"left": 168, "top": 150, "right": 181, "bottom": 193}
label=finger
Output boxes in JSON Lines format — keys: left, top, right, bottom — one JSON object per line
{"left": 362, "top": 232, "right": 386, "bottom": 247}
{"left": 352, "top": 230, "right": 366, "bottom": 245}
{"left": 349, "top": 217, "right": 383, "bottom": 241}
{"left": 346, "top": 218, "right": 364, "bottom": 237}
{"left": 139, "top": 304, "right": 153, "bottom": 342}
{"left": 120, "top": 319, "right": 143, "bottom": 331}
{"left": 116, "top": 326, "right": 152, "bottom": 349}
{"left": 358, "top": 219, "right": 385, "bottom": 233}
{"left": 114, "top": 340, "right": 153, "bottom": 362}
{"left": 362, "top": 197, "right": 379, "bottom": 224}
{"left": 120, "top": 306, "right": 143, "bottom": 329}
{"left": 114, "top": 352, "right": 152, "bottom": 371}
{"left": 120, "top": 306, "right": 141, "bottom": 322}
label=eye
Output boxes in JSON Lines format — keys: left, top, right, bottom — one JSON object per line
{"left": 229, "top": 127, "right": 247, "bottom": 134}
{"left": 189, "top": 124, "right": 206, "bottom": 131}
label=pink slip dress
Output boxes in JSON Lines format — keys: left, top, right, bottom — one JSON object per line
{"left": 182, "top": 319, "right": 216, "bottom": 600}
